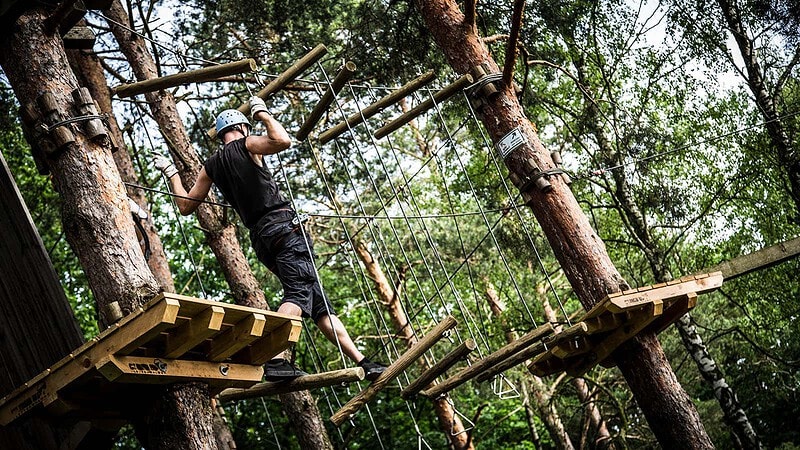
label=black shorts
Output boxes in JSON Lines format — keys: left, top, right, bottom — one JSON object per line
{"left": 250, "top": 221, "right": 336, "bottom": 321}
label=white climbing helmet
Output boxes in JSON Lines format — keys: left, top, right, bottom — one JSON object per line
{"left": 215, "top": 109, "right": 250, "bottom": 137}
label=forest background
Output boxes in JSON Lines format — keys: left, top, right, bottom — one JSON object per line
{"left": 1, "top": 0, "right": 798, "bottom": 448}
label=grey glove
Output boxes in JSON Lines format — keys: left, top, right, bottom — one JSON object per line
{"left": 128, "top": 198, "right": 148, "bottom": 220}
{"left": 153, "top": 154, "right": 178, "bottom": 179}
{"left": 250, "top": 96, "right": 268, "bottom": 119}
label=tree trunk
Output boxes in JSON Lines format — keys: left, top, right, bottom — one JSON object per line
{"left": 66, "top": 44, "right": 175, "bottom": 292}
{"left": 412, "top": 1, "right": 713, "bottom": 448}
{"left": 102, "top": 2, "right": 333, "bottom": 447}
{"left": 0, "top": 7, "right": 217, "bottom": 449}
{"left": 353, "top": 240, "right": 473, "bottom": 449}
{"left": 484, "top": 283, "right": 575, "bottom": 450}
{"left": 717, "top": 0, "right": 800, "bottom": 217}
{"left": 65, "top": 43, "right": 242, "bottom": 447}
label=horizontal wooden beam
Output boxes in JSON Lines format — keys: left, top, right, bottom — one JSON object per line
{"left": 373, "top": 74, "right": 472, "bottom": 139}
{"left": 330, "top": 315, "right": 457, "bottom": 426}
{"left": 401, "top": 339, "right": 476, "bottom": 400}
{"left": 318, "top": 71, "right": 436, "bottom": 144}
{"left": 96, "top": 355, "right": 261, "bottom": 388}
{"left": 219, "top": 367, "right": 365, "bottom": 401}
{"left": 701, "top": 236, "right": 800, "bottom": 280}
{"left": 420, "top": 322, "right": 554, "bottom": 399}
{"left": 113, "top": 58, "right": 258, "bottom": 98}
{"left": 296, "top": 61, "right": 357, "bottom": 141}
{"left": 206, "top": 44, "right": 328, "bottom": 139}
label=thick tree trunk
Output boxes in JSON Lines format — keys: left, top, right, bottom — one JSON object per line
{"left": 717, "top": 0, "right": 800, "bottom": 217}
{"left": 0, "top": 7, "right": 217, "bottom": 449}
{"left": 354, "top": 240, "right": 473, "bottom": 449}
{"left": 66, "top": 43, "right": 240, "bottom": 447}
{"left": 413, "top": 1, "right": 712, "bottom": 448}
{"left": 103, "top": 2, "right": 332, "bottom": 447}
{"left": 66, "top": 45, "right": 175, "bottom": 291}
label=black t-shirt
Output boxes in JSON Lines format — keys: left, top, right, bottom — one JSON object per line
{"left": 204, "top": 138, "right": 290, "bottom": 229}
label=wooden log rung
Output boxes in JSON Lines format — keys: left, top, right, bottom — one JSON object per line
{"left": 330, "top": 315, "right": 457, "bottom": 426}
{"left": 219, "top": 367, "right": 365, "bottom": 401}
{"left": 419, "top": 322, "right": 554, "bottom": 399}
{"left": 401, "top": 339, "right": 476, "bottom": 400}
{"left": 318, "top": 71, "right": 437, "bottom": 144}
{"left": 373, "top": 74, "right": 473, "bottom": 139}
{"left": 474, "top": 322, "right": 586, "bottom": 384}
{"left": 207, "top": 44, "right": 329, "bottom": 139}
{"left": 113, "top": 58, "right": 258, "bottom": 98}
{"left": 296, "top": 61, "right": 357, "bottom": 141}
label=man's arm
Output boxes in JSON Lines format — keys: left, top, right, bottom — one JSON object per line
{"left": 245, "top": 96, "right": 292, "bottom": 155}
{"left": 154, "top": 155, "right": 213, "bottom": 215}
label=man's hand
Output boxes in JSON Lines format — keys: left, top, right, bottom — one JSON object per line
{"left": 128, "top": 198, "right": 148, "bottom": 220}
{"left": 250, "top": 96, "right": 268, "bottom": 119}
{"left": 153, "top": 154, "right": 178, "bottom": 179}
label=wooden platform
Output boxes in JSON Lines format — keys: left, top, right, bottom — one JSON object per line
{"left": 529, "top": 272, "right": 723, "bottom": 377}
{"left": 0, "top": 293, "right": 302, "bottom": 426}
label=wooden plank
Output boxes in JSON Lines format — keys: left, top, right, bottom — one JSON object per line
{"left": 235, "top": 319, "right": 302, "bottom": 365}
{"left": 206, "top": 313, "right": 266, "bottom": 362}
{"left": 330, "top": 315, "right": 457, "bottom": 426}
{"left": 163, "top": 306, "right": 226, "bottom": 358}
{"left": 419, "top": 322, "right": 554, "bottom": 399}
{"left": 646, "top": 292, "right": 698, "bottom": 335}
{"left": 219, "top": 368, "right": 365, "bottom": 401}
{"left": 62, "top": 25, "right": 95, "bottom": 49}
{"left": 551, "top": 334, "right": 591, "bottom": 359}
{"left": 582, "top": 312, "right": 626, "bottom": 334}
{"left": 401, "top": 339, "right": 477, "bottom": 399}
{"left": 95, "top": 355, "right": 261, "bottom": 388}
{"left": 604, "top": 273, "right": 721, "bottom": 314}
{"left": 114, "top": 298, "right": 181, "bottom": 354}
{"left": 568, "top": 304, "right": 662, "bottom": 376}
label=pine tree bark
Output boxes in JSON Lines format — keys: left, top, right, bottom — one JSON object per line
{"left": 66, "top": 44, "right": 175, "bottom": 292}
{"left": 0, "top": 7, "right": 217, "bottom": 449}
{"left": 413, "top": 1, "right": 713, "bottom": 448}
{"left": 353, "top": 240, "right": 473, "bottom": 449}
{"left": 66, "top": 43, "right": 240, "bottom": 447}
{"left": 103, "top": 2, "right": 332, "bottom": 448}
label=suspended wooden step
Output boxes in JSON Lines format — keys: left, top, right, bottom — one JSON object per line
{"left": 0, "top": 293, "right": 302, "bottom": 426}
{"left": 529, "top": 272, "right": 723, "bottom": 377}
{"left": 219, "top": 367, "right": 365, "bottom": 401}
{"left": 330, "top": 315, "right": 457, "bottom": 426}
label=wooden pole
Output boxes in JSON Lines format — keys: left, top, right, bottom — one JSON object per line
{"left": 218, "top": 367, "right": 365, "bottom": 401}
{"left": 318, "top": 71, "right": 437, "bottom": 144}
{"left": 329, "top": 315, "right": 457, "bottom": 426}
{"left": 207, "top": 44, "right": 329, "bottom": 139}
{"left": 373, "top": 74, "right": 473, "bottom": 139}
{"left": 420, "top": 323, "right": 553, "bottom": 398}
{"left": 401, "top": 339, "right": 476, "bottom": 399}
{"left": 701, "top": 236, "right": 800, "bottom": 280}
{"left": 113, "top": 58, "right": 257, "bottom": 98}
{"left": 502, "top": 0, "right": 525, "bottom": 87}
{"left": 296, "top": 61, "right": 357, "bottom": 141}
{"left": 475, "top": 322, "right": 588, "bottom": 383}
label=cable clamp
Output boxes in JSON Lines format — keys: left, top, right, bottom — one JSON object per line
{"left": 39, "top": 114, "right": 108, "bottom": 133}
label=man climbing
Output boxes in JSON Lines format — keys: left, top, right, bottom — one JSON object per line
{"left": 153, "top": 96, "right": 386, "bottom": 382}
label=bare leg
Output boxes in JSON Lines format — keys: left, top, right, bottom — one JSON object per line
{"left": 315, "top": 313, "right": 365, "bottom": 363}
{"left": 277, "top": 302, "right": 303, "bottom": 317}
